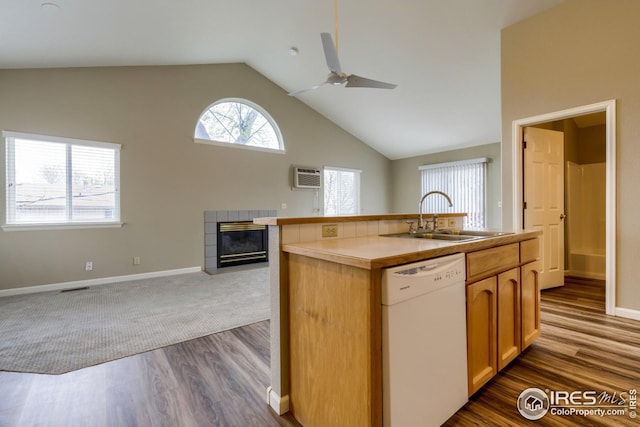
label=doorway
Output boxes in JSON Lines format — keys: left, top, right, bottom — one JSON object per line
{"left": 510, "top": 100, "right": 616, "bottom": 315}
{"left": 525, "top": 114, "right": 607, "bottom": 288}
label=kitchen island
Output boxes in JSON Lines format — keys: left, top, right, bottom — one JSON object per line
{"left": 255, "top": 214, "right": 541, "bottom": 427}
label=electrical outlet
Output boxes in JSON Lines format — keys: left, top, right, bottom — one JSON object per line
{"left": 85, "top": 261, "right": 93, "bottom": 271}
{"left": 281, "top": 202, "right": 287, "bottom": 210}
{"left": 322, "top": 224, "right": 338, "bottom": 238}
{"left": 133, "top": 256, "right": 141, "bottom": 265}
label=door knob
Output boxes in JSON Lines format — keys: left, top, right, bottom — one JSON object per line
{"left": 560, "top": 213, "right": 566, "bottom": 220}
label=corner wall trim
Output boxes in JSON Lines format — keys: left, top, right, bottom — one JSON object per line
{"left": 266, "top": 386, "right": 290, "bottom": 415}
{"left": 0, "top": 267, "right": 202, "bottom": 297}
{"left": 615, "top": 307, "right": 640, "bottom": 321}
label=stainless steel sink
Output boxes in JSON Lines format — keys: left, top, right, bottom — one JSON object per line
{"left": 414, "top": 233, "right": 482, "bottom": 241}
{"left": 458, "top": 230, "right": 514, "bottom": 237}
{"left": 381, "top": 232, "right": 482, "bottom": 242}
{"left": 381, "top": 229, "right": 514, "bottom": 241}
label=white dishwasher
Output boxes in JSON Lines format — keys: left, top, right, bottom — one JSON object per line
{"left": 382, "top": 252, "right": 468, "bottom": 427}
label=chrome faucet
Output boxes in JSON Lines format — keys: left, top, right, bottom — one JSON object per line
{"left": 418, "top": 191, "right": 454, "bottom": 232}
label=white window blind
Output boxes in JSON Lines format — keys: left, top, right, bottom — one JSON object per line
{"left": 324, "top": 166, "right": 361, "bottom": 216}
{"left": 419, "top": 158, "right": 488, "bottom": 228}
{"left": 4, "top": 131, "right": 120, "bottom": 227}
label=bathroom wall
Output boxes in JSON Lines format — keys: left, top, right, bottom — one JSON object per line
{"left": 566, "top": 162, "right": 606, "bottom": 279}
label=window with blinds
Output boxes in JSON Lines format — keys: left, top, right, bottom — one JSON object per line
{"left": 4, "top": 131, "right": 121, "bottom": 228}
{"left": 323, "top": 167, "right": 361, "bottom": 216}
{"left": 419, "top": 158, "right": 488, "bottom": 228}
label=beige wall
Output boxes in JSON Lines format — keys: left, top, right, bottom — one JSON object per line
{"left": 0, "top": 64, "right": 391, "bottom": 289}
{"left": 390, "top": 143, "right": 502, "bottom": 228}
{"left": 501, "top": 0, "right": 640, "bottom": 311}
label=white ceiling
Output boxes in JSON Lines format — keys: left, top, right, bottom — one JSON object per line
{"left": 0, "top": 0, "right": 563, "bottom": 159}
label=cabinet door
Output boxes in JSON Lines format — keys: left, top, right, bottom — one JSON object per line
{"left": 466, "top": 277, "right": 497, "bottom": 396}
{"left": 497, "top": 268, "right": 521, "bottom": 371}
{"left": 521, "top": 260, "right": 541, "bottom": 349}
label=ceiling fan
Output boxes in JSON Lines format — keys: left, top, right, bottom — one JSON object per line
{"left": 288, "top": 0, "right": 397, "bottom": 96}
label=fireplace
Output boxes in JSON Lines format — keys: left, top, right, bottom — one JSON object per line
{"left": 216, "top": 221, "right": 268, "bottom": 268}
{"left": 204, "top": 209, "right": 275, "bottom": 274}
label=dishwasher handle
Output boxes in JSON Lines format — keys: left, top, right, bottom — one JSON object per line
{"left": 391, "top": 257, "right": 460, "bottom": 278}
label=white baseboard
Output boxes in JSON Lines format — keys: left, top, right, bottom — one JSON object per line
{"left": 266, "top": 386, "right": 290, "bottom": 415}
{"left": 0, "top": 266, "right": 202, "bottom": 297}
{"left": 614, "top": 307, "right": 640, "bottom": 321}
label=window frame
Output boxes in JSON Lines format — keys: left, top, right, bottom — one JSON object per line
{"left": 323, "top": 166, "right": 362, "bottom": 216}
{"left": 3, "top": 131, "right": 122, "bottom": 231}
{"left": 193, "top": 98, "right": 285, "bottom": 154}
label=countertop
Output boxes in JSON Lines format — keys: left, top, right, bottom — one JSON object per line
{"left": 282, "top": 229, "right": 542, "bottom": 270}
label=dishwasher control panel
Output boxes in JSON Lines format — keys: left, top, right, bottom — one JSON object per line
{"left": 381, "top": 253, "right": 465, "bottom": 305}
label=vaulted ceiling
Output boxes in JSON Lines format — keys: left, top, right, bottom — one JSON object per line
{"left": 0, "top": 0, "right": 564, "bottom": 159}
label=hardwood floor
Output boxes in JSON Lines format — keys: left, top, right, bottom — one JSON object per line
{"left": 2, "top": 277, "right": 638, "bottom": 427}
{"left": 0, "top": 321, "right": 301, "bottom": 427}
{"left": 445, "top": 276, "right": 640, "bottom": 426}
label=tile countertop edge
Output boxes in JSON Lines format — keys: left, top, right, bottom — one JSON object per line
{"left": 282, "top": 230, "right": 542, "bottom": 270}
{"left": 253, "top": 213, "right": 467, "bottom": 226}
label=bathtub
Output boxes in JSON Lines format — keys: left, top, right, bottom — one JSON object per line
{"left": 568, "top": 249, "right": 605, "bottom": 280}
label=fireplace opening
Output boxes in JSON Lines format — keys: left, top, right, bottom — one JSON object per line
{"left": 217, "top": 221, "right": 268, "bottom": 268}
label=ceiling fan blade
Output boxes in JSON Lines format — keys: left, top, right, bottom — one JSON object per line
{"left": 320, "top": 32, "right": 343, "bottom": 75}
{"left": 345, "top": 74, "right": 397, "bottom": 89}
{"left": 288, "top": 81, "right": 328, "bottom": 97}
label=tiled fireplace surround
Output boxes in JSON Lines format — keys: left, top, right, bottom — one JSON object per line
{"left": 204, "top": 209, "right": 277, "bottom": 273}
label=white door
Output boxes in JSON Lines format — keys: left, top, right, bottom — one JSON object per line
{"left": 523, "top": 127, "right": 565, "bottom": 289}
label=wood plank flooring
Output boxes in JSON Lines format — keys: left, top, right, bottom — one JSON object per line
{"left": 1, "top": 277, "right": 638, "bottom": 426}
{"left": 0, "top": 321, "right": 301, "bottom": 427}
{"left": 445, "top": 276, "right": 640, "bottom": 426}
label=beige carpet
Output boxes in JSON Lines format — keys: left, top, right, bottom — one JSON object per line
{"left": 0, "top": 268, "right": 270, "bottom": 374}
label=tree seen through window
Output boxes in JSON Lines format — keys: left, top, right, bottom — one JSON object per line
{"left": 195, "top": 99, "right": 283, "bottom": 151}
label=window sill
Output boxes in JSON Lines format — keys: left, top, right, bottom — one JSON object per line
{"left": 2, "top": 222, "right": 124, "bottom": 232}
{"left": 193, "top": 138, "right": 286, "bottom": 154}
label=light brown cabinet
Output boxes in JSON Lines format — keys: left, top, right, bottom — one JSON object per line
{"left": 497, "top": 268, "right": 521, "bottom": 370}
{"left": 521, "top": 260, "right": 541, "bottom": 349}
{"left": 466, "top": 243, "right": 519, "bottom": 283}
{"left": 465, "top": 238, "right": 540, "bottom": 396}
{"left": 466, "top": 276, "right": 497, "bottom": 395}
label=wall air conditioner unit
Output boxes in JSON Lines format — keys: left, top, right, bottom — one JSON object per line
{"left": 293, "top": 166, "right": 321, "bottom": 189}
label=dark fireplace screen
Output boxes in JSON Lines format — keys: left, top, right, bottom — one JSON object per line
{"left": 217, "top": 221, "right": 268, "bottom": 268}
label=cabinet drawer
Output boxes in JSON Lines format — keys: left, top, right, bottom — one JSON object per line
{"left": 466, "top": 243, "right": 519, "bottom": 283}
{"left": 520, "top": 238, "right": 540, "bottom": 264}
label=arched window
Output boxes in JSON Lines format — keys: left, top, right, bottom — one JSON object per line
{"left": 194, "top": 98, "right": 284, "bottom": 152}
